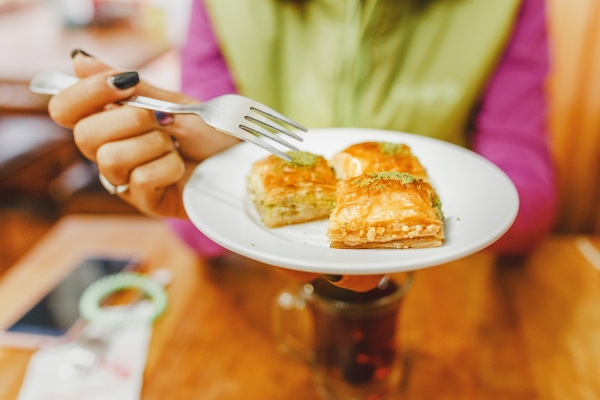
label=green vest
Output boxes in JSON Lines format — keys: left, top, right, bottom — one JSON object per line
{"left": 204, "top": 0, "right": 521, "bottom": 146}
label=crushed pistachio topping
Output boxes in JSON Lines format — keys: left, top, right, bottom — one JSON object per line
{"left": 283, "top": 151, "right": 319, "bottom": 168}
{"left": 378, "top": 142, "right": 406, "bottom": 155}
{"left": 432, "top": 194, "right": 444, "bottom": 222}
{"left": 351, "top": 171, "right": 417, "bottom": 189}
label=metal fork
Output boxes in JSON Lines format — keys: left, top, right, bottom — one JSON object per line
{"left": 30, "top": 70, "right": 306, "bottom": 162}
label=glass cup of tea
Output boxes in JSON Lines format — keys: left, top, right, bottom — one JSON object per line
{"left": 273, "top": 273, "right": 414, "bottom": 400}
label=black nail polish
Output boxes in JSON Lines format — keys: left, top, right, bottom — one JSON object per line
{"left": 110, "top": 71, "right": 139, "bottom": 90}
{"left": 322, "top": 274, "right": 343, "bottom": 283}
{"left": 71, "top": 48, "right": 92, "bottom": 59}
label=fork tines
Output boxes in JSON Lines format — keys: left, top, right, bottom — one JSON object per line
{"left": 239, "top": 102, "right": 307, "bottom": 162}
{"left": 250, "top": 104, "right": 308, "bottom": 135}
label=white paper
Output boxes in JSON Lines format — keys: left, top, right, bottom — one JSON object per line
{"left": 17, "top": 306, "right": 153, "bottom": 400}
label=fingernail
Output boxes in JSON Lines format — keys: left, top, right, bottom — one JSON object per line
{"left": 109, "top": 71, "right": 139, "bottom": 90}
{"left": 322, "top": 274, "right": 343, "bottom": 283}
{"left": 154, "top": 111, "right": 175, "bottom": 126}
{"left": 71, "top": 48, "right": 93, "bottom": 58}
{"left": 377, "top": 275, "right": 390, "bottom": 289}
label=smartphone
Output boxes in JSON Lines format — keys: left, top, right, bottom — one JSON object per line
{"left": 0, "top": 255, "right": 141, "bottom": 349}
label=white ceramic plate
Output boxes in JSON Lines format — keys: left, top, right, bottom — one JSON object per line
{"left": 183, "top": 128, "right": 519, "bottom": 274}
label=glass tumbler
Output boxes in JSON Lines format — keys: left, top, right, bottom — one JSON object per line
{"left": 273, "top": 273, "right": 413, "bottom": 400}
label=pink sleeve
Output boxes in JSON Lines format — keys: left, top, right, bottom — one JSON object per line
{"left": 472, "top": 0, "right": 558, "bottom": 255}
{"left": 166, "top": 0, "right": 237, "bottom": 259}
{"left": 179, "top": 0, "right": 237, "bottom": 101}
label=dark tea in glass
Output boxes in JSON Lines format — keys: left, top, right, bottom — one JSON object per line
{"left": 274, "top": 274, "right": 413, "bottom": 400}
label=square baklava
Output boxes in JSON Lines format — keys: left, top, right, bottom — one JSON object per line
{"left": 247, "top": 151, "right": 338, "bottom": 228}
{"left": 329, "top": 141, "right": 429, "bottom": 181}
{"left": 327, "top": 171, "right": 444, "bottom": 248}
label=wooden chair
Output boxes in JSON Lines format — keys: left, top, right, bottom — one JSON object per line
{"left": 546, "top": 0, "right": 600, "bottom": 233}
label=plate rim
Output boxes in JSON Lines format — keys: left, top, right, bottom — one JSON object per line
{"left": 183, "top": 127, "right": 519, "bottom": 274}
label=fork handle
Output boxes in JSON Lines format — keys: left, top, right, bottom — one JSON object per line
{"left": 29, "top": 70, "right": 198, "bottom": 115}
{"left": 29, "top": 70, "right": 79, "bottom": 95}
{"left": 119, "top": 96, "right": 198, "bottom": 114}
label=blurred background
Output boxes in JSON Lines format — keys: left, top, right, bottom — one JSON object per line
{"left": 0, "top": 0, "right": 190, "bottom": 275}
{"left": 0, "top": 0, "right": 600, "bottom": 279}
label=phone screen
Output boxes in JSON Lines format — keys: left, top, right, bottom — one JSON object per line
{"left": 6, "top": 257, "right": 138, "bottom": 337}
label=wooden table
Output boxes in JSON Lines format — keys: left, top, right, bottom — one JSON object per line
{"left": 1, "top": 215, "right": 600, "bottom": 399}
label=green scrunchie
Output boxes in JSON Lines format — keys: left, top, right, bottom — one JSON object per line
{"left": 79, "top": 272, "right": 168, "bottom": 327}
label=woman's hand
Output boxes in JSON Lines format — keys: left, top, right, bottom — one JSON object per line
{"left": 49, "top": 50, "right": 384, "bottom": 292}
{"left": 48, "top": 51, "right": 240, "bottom": 218}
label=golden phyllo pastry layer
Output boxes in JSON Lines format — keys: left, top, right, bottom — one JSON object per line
{"left": 327, "top": 172, "right": 444, "bottom": 249}
{"left": 247, "top": 151, "right": 338, "bottom": 228}
{"left": 330, "top": 142, "right": 429, "bottom": 181}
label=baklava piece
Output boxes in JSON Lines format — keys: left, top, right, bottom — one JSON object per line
{"left": 247, "top": 151, "right": 338, "bottom": 228}
{"left": 329, "top": 141, "right": 429, "bottom": 181}
{"left": 327, "top": 172, "right": 444, "bottom": 249}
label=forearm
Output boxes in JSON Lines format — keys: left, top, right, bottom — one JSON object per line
{"left": 473, "top": 132, "right": 557, "bottom": 255}
{"left": 471, "top": 0, "right": 557, "bottom": 255}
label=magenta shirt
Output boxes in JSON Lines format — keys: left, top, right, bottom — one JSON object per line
{"left": 169, "top": 0, "right": 557, "bottom": 258}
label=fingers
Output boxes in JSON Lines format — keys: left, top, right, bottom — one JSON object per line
{"left": 324, "top": 274, "right": 385, "bottom": 292}
{"left": 277, "top": 267, "right": 385, "bottom": 293}
{"left": 74, "top": 105, "right": 159, "bottom": 161}
{"left": 276, "top": 268, "right": 320, "bottom": 283}
{"left": 96, "top": 130, "right": 177, "bottom": 185}
{"left": 125, "top": 151, "right": 187, "bottom": 218}
{"left": 95, "top": 135, "right": 190, "bottom": 219}
{"left": 48, "top": 69, "right": 139, "bottom": 128}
